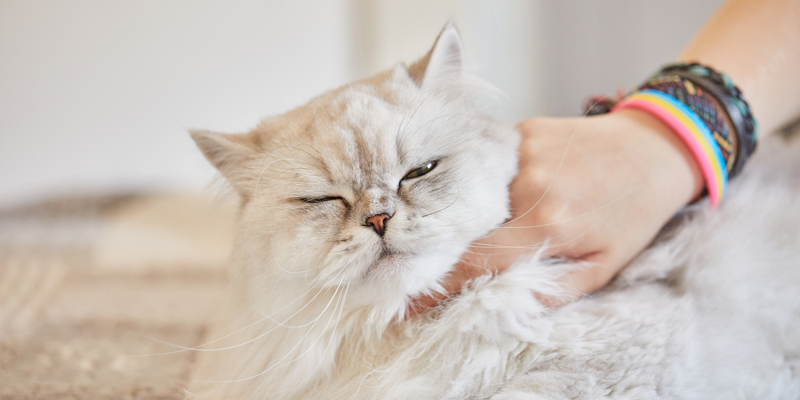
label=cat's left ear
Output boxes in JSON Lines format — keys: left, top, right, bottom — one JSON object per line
{"left": 408, "top": 22, "right": 464, "bottom": 88}
{"left": 191, "top": 130, "right": 259, "bottom": 196}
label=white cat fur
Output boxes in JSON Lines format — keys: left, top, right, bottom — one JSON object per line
{"left": 188, "top": 24, "right": 800, "bottom": 399}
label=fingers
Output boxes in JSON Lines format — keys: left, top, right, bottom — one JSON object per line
{"left": 533, "top": 251, "right": 618, "bottom": 310}
{"left": 563, "top": 255, "right": 613, "bottom": 295}
{"left": 407, "top": 114, "right": 663, "bottom": 316}
{"left": 405, "top": 254, "right": 499, "bottom": 319}
{"left": 406, "top": 292, "right": 448, "bottom": 318}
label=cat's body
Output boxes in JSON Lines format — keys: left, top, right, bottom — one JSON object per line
{"left": 188, "top": 25, "right": 800, "bottom": 399}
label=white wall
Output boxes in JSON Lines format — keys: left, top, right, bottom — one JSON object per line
{"left": 0, "top": 0, "right": 724, "bottom": 208}
{"left": 0, "top": 0, "right": 352, "bottom": 207}
{"left": 352, "top": 0, "right": 544, "bottom": 123}
{"left": 353, "top": 0, "right": 723, "bottom": 119}
{"left": 536, "top": 0, "right": 724, "bottom": 117}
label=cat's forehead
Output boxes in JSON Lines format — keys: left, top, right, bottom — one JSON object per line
{"left": 253, "top": 65, "right": 480, "bottom": 192}
{"left": 273, "top": 71, "right": 434, "bottom": 185}
{"left": 313, "top": 89, "right": 409, "bottom": 184}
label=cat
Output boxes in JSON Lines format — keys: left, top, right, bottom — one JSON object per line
{"left": 187, "top": 24, "right": 800, "bottom": 399}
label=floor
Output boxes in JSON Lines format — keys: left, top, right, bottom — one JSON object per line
{"left": 0, "top": 194, "right": 236, "bottom": 399}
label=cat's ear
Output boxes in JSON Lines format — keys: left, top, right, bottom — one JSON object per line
{"left": 408, "top": 22, "right": 464, "bottom": 88}
{"left": 191, "top": 129, "right": 259, "bottom": 192}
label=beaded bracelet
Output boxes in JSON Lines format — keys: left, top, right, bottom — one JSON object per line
{"left": 585, "top": 62, "right": 758, "bottom": 208}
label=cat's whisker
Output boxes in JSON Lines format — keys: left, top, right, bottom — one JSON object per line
{"left": 271, "top": 283, "right": 347, "bottom": 371}
{"left": 544, "top": 210, "right": 614, "bottom": 250}
{"left": 354, "top": 346, "right": 390, "bottom": 373}
{"left": 499, "top": 181, "right": 645, "bottom": 229}
{"left": 135, "top": 293, "right": 315, "bottom": 356}
{"left": 277, "top": 144, "right": 327, "bottom": 166}
{"left": 435, "top": 192, "right": 503, "bottom": 228}
{"left": 422, "top": 186, "right": 459, "bottom": 218}
{"left": 260, "top": 259, "right": 347, "bottom": 329}
{"left": 253, "top": 143, "right": 328, "bottom": 198}
{"left": 405, "top": 113, "right": 472, "bottom": 142}
{"left": 305, "top": 269, "right": 324, "bottom": 286}
{"left": 253, "top": 144, "right": 305, "bottom": 196}
{"left": 458, "top": 248, "right": 497, "bottom": 256}
{"left": 394, "top": 99, "right": 415, "bottom": 149}
{"left": 273, "top": 252, "right": 317, "bottom": 275}
{"left": 500, "top": 100, "right": 602, "bottom": 227}
{"left": 468, "top": 243, "right": 547, "bottom": 249}
{"left": 254, "top": 157, "right": 297, "bottom": 198}
{"left": 467, "top": 210, "right": 615, "bottom": 264}
{"left": 292, "top": 142, "right": 327, "bottom": 163}
{"left": 401, "top": 91, "right": 437, "bottom": 134}
{"left": 254, "top": 269, "right": 346, "bottom": 332}
{"left": 258, "top": 314, "right": 320, "bottom": 329}
{"left": 310, "top": 281, "right": 349, "bottom": 373}
{"left": 305, "top": 249, "right": 357, "bottom": 286}
{"left": 210, "top": 277, "right": 347, "bottom": 383}
{"left": 137, "top": 268, "right": 347, "bottom": 356}
{"left": 347, "top": 369, "right": 379, "bottom": 400}
{"left": 400, "top": 147, "right": 441, "bottom": 168}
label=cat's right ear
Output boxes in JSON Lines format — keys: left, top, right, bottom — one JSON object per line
{"left": 408, "top": 22, "right": 464, "bottom": 89}
{"left": 191, "top": 130, "right": 258, "bottom": 192}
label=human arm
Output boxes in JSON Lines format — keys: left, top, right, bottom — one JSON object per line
{"left": 680, "top": 0, "right": 800, "bottom": 136}
{"left": 411, "top": 0, "right": 800, "bottom": 314}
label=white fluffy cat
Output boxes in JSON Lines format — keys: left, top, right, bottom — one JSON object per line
{"left": 188, "top": 24, "right": 800, "bottom": 399}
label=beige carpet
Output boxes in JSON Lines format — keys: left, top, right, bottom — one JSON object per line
{"left": 0, "top": 194, "right": 236, "bottom": 399}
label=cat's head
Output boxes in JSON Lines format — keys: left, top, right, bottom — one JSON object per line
{"left": 192, "top": 24, "right": 519, "bottom": 321}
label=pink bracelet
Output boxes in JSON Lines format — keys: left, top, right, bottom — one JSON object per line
{"left": 613, "top": 90, "right": 728, "bottom": 208}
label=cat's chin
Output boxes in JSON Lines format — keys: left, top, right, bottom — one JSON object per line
{"left": 363, "top": 249, "right": 459, "bottom": 298}
{"left": 367, "top": 252, "right": 408, "bottom": 276}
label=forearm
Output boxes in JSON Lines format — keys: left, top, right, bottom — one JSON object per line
{"left": 679, "top": 0, "right": 800, "bottom": 134}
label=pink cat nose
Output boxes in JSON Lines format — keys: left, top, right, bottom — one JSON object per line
{"left": 366, "top": 213, "right": 391, "bottom": 237}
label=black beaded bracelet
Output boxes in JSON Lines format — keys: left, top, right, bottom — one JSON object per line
{"left": 585, "top": 62, "right": 758, "bottom": 180}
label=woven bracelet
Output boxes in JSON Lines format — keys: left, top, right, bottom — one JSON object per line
{"left": 585, "top": 62, "right": 758, "bottom": 207}
{"left": 658, "top": 63, "right": 758, "bottom": 179}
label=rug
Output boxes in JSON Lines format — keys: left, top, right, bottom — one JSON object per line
{"left": 0, "top": 194, "right": 236, "bottom": 399}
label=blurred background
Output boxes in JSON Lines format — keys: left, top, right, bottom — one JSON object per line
{"left": 0, "top": 1, "right": 728, "bottom": 397}
{"left": 1, "top": 0, "right": 724, "bottom": 207}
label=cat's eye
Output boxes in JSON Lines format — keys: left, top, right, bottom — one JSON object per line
{"left": 299, "top": 196, "right": 346, "bottom": 205}
{"left": 403, "top": 161, "right": 438, "bottom": 180}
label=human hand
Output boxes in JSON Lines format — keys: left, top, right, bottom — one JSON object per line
{"left": 410, "top": 109, "right": 704, "bottom": 314}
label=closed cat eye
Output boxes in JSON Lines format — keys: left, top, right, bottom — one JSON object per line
{"left": 299, "top": 196, "right": 346, "bottom": 205}
{"left": 403, "top": 161, "right": 438, "bottom": 180}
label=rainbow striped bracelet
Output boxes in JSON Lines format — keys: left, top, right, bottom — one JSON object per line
{"left": 613, "top": 89, "right": 728, "bottom": 207}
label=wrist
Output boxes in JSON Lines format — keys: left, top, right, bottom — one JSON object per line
{"left": 585, "top": 63, "right": 759, "bottom": 208}
{"left": 608, "top": 109, "right": 705, "bottom": 208}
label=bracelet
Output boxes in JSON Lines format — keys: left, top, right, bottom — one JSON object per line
{"left": 640, "top": 74, "right": 737, "bottom": 174}
{"left": 585, "top": 62, "right": 758, "bottom": 208}
{"left": 613, "top": 90, "right": 727, "bottom": 207}
{"left": 650, "top": 63, "right": 758, "bottom": 179}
